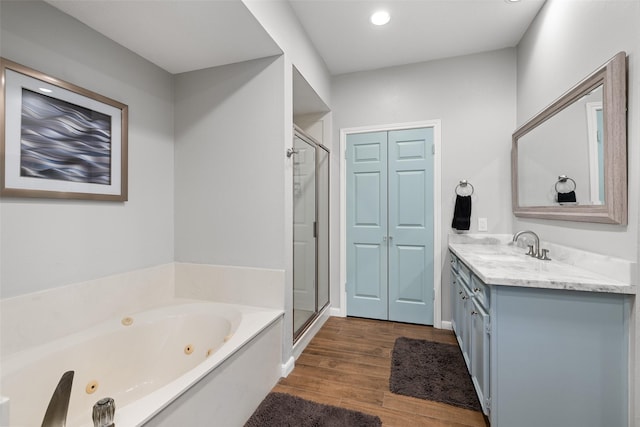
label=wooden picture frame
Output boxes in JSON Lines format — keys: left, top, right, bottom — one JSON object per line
{"left": 512, "top": 51, "right": 627, "bottom": 224}
{"left": 0, "top": 58, "right": 128, "bottom": 201}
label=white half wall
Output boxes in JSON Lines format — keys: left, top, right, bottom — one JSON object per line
{"left": 0, "top": 1, "right": 175, "bottom": 298}
{"left": 174, "top": 263, "right": 285, "bottom": 310}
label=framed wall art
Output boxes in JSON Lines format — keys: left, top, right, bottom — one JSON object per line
{"left": 0, "top": 58, "right": 128, "bottom": 201}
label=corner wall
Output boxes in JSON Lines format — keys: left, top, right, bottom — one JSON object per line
{"left": 515, "top": 0, "right": 640, "bottom": 261}
{"left": 174, "top": 56, "right": 286, "bottom": 270}
{"left": 242, "top": 0, "right": 331, "bottom": 107}
{"left": 515, "top": 1, "right": 640, "bottom": 425}
{"left": 0, "top": 1, "right": 175, "bottom": 298}
{"left": 331, "top": 48, "right": 517, "bottom": 320}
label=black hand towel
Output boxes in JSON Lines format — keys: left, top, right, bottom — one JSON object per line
{"left": 557, "top": 191, "right": 576, "bottom": 203}
{"left": 452, "top": 195, "right": 471, "bottom": 230}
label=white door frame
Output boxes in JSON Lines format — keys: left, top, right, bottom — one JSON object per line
{"left": 338, "top": 120, "right": 443, "bottom": 328}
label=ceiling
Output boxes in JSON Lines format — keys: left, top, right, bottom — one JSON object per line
{"left": 45, "top": 0, "right": 283, "bottom": 75}
{"left": 290, "top": 0, "right": 545, "bottom": 75}
{"left": 46, "top": 0, "right": 545, "bottom": 76}
{"left": 44, "top": 0, "right": 545, "bottom": 114}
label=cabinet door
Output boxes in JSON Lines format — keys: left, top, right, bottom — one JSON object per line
{"left": 450, "top": 270, "right": 460, "bottom": 333}
{"left": 461, "top": 282, "right": 473, "bottom": 370}
{"left": 454, "top": 278, "right": 465, "bottom": 348}
{"left": 471, "top": 298, "right": 490, "bottom": 415}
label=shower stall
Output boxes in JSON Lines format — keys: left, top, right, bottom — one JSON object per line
{"left": 291, "top": 127, "right": 330, "bottom": 341}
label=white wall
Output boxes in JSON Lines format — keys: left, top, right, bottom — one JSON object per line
{"left": 516, "top": 1, "right": 640, "bottom": 425}
{"left": 331, "top": 48, "right": 517, "bottom": 319}
{"left": 515, "top": 0, "right": 639, "bottom": 260}
{"left": 174, "top": 56, "right": 285, "bottom": 269}
{"left": 0, "top": 1, "right": 175, "bottom": 298}
{"left": 0, "top": 0, "right": 332, "bottom": 367}
{"left": 239, "top": 0, "right": 333, "bottom": 359}
{"left": 242, "top": 0, "right": 331, "bottom": 107}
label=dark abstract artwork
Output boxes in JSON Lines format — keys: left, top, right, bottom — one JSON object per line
{"left": 20, "top": 88, "right": 112, "bottom": 185}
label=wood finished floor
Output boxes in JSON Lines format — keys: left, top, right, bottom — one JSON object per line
{"left": 273, "top": 316, "right": 489, "bottom": 427}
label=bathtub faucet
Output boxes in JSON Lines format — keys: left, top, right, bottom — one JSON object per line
{"left": 93, "top": 397, "right": 115, "bottom": 427}
{"left": 41, "top": 370, "right": 74, "bottom": 427}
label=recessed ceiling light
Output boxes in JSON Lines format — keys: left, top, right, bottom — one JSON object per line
{"left": 39, "top": 87, "right": 53, "bottom": 93}
{"left": 370, "top": 10, "right": 390, "bottom": 26}
{"left": 505, "top": 0, "right": 521, "bottom": 3}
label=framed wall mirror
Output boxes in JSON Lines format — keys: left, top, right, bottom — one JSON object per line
{"left": 512, "top": 51, "right": 627, "bottom": 224}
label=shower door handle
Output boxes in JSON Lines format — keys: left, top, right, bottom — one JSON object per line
{"left": 286, "top": 148, "right": 298, "bottom": 158}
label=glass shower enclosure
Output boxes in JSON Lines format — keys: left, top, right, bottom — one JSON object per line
{"left": 292, "top": 128, "right": 329, "bottom": 341}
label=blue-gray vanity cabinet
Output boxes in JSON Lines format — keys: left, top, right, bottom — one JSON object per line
{"left": 450, "top": 256, "right": 460, "bottom": 333}
{"left": 449, "top": 250, "right": 630, "bottom": 427}
{"left": 450, "top": 252, "right": 491, "bottom": 415}
{"left": 470, "top": 296, "right": 490, "bottom": 414}
{"left": 451, "top": 259, "right": 473, "bottom": 369}
{"left": 490, "top": 285, "right": 629, "bottom": 427}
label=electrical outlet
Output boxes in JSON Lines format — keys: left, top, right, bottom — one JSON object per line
{"left": 478, "top": 217, "right": 488, "bottom": 232}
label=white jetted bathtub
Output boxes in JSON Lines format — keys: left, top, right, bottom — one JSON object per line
{"left": 0, "top": 299, "right": 283, "bottom": 426}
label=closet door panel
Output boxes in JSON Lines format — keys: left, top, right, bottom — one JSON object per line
{"left": 388, "top": 128, "right": 434, "bottom": 325}
{"left": 346, "top": 131, "right": 388, "bottom": 320}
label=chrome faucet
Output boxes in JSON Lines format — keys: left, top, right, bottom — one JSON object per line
{"left": 513, "top": 230, "right": 539, "bottom": 256}
{"left": 92, "top": 397, "right": 115, "bottom": 427}
{"left": 512, "top": 230, "right": 551, "bottom": 260}
{"left": 41, "top": 370, "right": 74, "bottom": 427}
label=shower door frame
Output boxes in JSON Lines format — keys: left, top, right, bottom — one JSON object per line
{"left": 293, "top": 126, "right": 330, "bottom": 342}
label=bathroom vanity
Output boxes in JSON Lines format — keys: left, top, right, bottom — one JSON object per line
{"left": 448, "top": 236, "right": 634, "bottom": 427}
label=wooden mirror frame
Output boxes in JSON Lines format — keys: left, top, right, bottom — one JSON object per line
{"left": 512, "top": 51, "right": 627, "bottom": 225}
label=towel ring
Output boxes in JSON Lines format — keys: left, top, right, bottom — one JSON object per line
{"left": 455, "top": 180, "right": 474, "bottom": 196}
{"left": 555, "top": 175, "right": 576, "bottom": 193}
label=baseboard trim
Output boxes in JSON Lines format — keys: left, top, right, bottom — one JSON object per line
{"left": 281, "top": 355, "right": 295, "bottom": 377}
{"left": 292, "top": 306, "right": 331, "bottom": 360}
{"left": 329, "top": 307, "right": 345, "bottom": 317}
{"left": 440, "top": 320, "right": 453, "bottom": 331}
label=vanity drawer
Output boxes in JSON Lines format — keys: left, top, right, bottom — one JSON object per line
{"left": 450, "top": 252, "right": 459, "bottom": 273}
{"left": 471, "top": 274, "right": 490, "bottom": 309}
{"left": 458, "top": 259, "right": 471, "bottom": 286}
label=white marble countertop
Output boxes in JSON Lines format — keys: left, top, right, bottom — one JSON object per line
{"left": 449, "top": 239, "right": 636, "bottom": 295}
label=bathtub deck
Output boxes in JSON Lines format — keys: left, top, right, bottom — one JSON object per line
{"left": 273, "top": 316, "right": 488, "bottom": 427}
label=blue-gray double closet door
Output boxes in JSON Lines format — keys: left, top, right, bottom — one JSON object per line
{"left": 346, "top": 128, "right": 434, "bottom": 325}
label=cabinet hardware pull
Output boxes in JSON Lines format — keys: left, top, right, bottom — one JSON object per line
{"left": 471, "top": 311, "right": 478, "bottom": 316}
{"left": 474, "top": 288, "right": 480, "bottom": 292}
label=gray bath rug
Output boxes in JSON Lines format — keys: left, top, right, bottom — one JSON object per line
{"left": 389, "top": 337, "right": 482, "bottom": 412}
{"left": 244, "top": 392, "right": 382, "bottom": 427}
